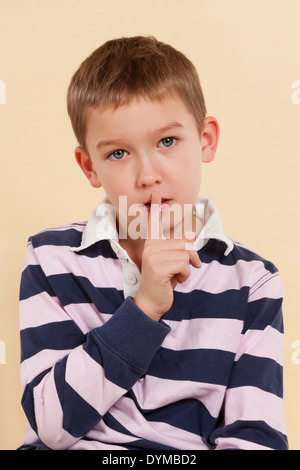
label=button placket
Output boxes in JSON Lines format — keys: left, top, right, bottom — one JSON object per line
{"left": 125, "top": 272, "right": 138, "bottom": 285}
{"left": 122, "top": 261, "right": 141, "bottom": 298}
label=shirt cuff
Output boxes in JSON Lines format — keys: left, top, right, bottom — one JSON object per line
{"left": 94, "top": 297, "right": 171, "bottom": 374}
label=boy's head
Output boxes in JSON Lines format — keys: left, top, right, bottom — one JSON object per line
{"left": 67, "top": 35, "right": 207, "bottom": 152}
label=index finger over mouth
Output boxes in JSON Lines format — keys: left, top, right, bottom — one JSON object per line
{"left": 148, "top": 191, "right": 164, "bottom": 240}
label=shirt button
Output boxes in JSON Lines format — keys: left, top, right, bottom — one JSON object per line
{"left": 125, "top": 272, "right": 138, "bottom": 285}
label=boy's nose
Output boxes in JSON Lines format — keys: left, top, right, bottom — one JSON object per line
{"left": 136, "top": 157, "right": 162, "bottom": 188}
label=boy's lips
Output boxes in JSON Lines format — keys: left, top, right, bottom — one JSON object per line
{"left": 142, "top": 198, "right": 172, "bottom": 211}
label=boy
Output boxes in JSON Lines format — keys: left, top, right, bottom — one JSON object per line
{"left": 19, "top": 36, "right": 288, "bottom": 450}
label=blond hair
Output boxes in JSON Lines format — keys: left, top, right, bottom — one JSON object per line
{"left": 67, "top": 36, "right": 207, "bottom": 151}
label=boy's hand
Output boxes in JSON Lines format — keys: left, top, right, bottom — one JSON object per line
{"left": 133, "top": 192, "right": 201, "bottom": 321}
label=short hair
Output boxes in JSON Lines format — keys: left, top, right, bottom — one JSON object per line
{"left": 67, "top": 36, "right": 207, "bottom": 151}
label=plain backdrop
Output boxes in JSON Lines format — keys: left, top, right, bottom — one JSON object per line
{"left": 0, "top": 0, "right": 299, "bottom": 450}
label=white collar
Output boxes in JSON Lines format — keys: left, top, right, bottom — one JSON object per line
{"left": 70, "top": 196, "right": 234, "bottom": 258}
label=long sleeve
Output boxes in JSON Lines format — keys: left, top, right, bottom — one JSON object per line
{"left": 19, "top": 240, "right": 170, "bottom": 450}
{"left": 209, "top": 266, "right": 288, "bottom": 450}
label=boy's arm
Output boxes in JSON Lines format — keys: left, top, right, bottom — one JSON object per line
{"left": 210, "top": 270, "right": 288, "bottom": 450}
{"left": 20, "top": 241, "right": 170, "bottom": 450}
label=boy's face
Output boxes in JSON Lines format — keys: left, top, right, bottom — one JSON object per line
{"left": 76, "top": 96, "right": 218, "bottom": 238}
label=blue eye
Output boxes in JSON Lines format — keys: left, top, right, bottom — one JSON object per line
{"left": 158, "top": 137, "right": 178, "bottom": 148}
{"left": 107, "top": 149, "right": 128, "bottom": 160}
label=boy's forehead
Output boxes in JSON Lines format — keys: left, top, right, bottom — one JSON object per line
{"left": 86, "top": 95, "right": 196, "bottom": 132}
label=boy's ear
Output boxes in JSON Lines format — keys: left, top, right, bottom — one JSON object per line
{"left": 74, "top": 146, "right": 102, "bottom": 188}
{"left": 201, "top": 117, "right": 220, "bottom": 163}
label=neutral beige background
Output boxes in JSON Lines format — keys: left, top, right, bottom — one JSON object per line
{"left": 0, "top": 0, "right": 299, "bottom": 450}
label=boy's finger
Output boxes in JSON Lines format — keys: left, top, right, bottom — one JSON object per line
{"left": 148, "top": 191, "right": 164, "bottom": 240}
{"left": 188, "top": 250, "right": 202, "bottom": 269}
{"left": 184, "top": 231, "right": 202, "bottom": 268}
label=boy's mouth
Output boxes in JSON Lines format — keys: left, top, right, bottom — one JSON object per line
{"left": 143, "top": 198, "right": 172, "bottom": 212}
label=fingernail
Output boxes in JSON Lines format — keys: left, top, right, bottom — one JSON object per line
{"left": 184, "top": 231, "right": 196, "bottom": 241}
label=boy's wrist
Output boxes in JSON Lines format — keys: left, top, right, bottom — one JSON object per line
{"left": 133, "top": 293, "right": 164, "bottom": 322}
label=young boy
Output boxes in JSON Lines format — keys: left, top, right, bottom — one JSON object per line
{"left": 19, "top": 36, "right": 288, "bottom": 450}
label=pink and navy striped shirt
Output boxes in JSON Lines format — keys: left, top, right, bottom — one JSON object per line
{"left": 19, "top": 197, "right": 288, "bottom": 450}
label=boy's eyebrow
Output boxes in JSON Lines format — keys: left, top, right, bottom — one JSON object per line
{"left": 155, "top": 121, "right": 184, "bottom": 134}
{"left": 96, "top": 122, "right": 184, "bottom": 150}
{"left": 96, "top": 138, "right": 127, "bottom": 150}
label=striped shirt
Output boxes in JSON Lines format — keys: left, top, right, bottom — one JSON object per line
{"left": 19, "top": 197, "right": 288, "bottom": 450}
